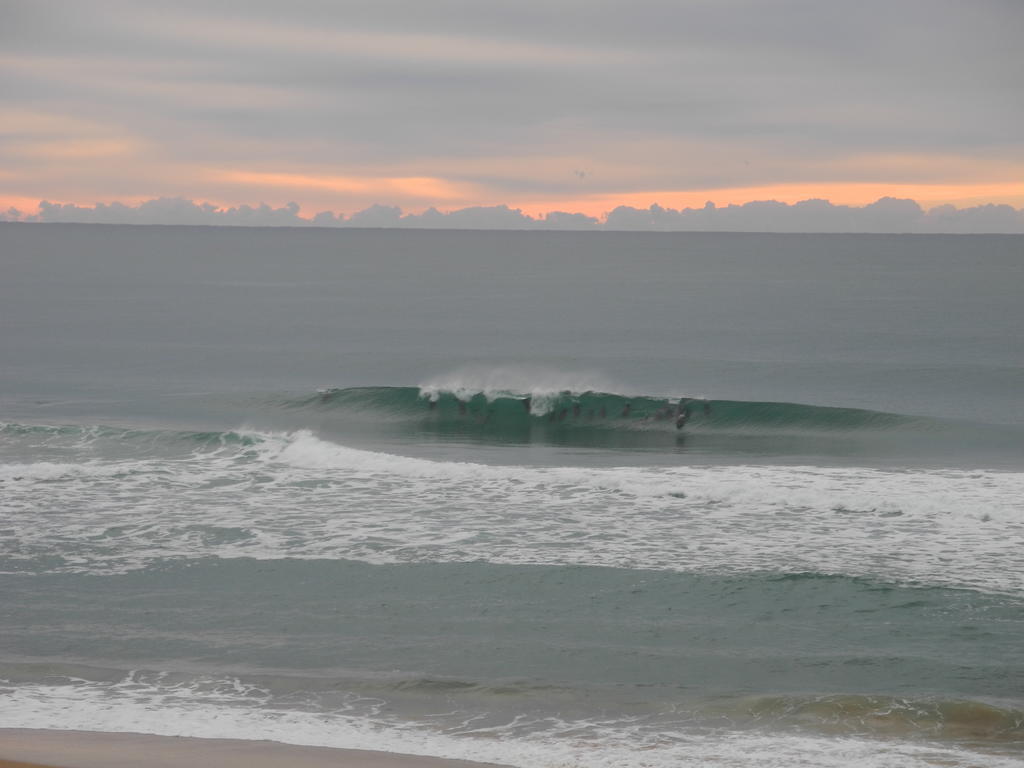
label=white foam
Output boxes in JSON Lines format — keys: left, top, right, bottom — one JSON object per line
{"left": 0, "top": 676, "right": 1017, "bottom": 768}
{"left": 3, "top": 430, "right": 1024, "bottom": 594}
{"left": 0, "top": 460, "right": 124, "bottom": 482}
{"left": 418, "top": 364, "right": 627, "bottom": 407}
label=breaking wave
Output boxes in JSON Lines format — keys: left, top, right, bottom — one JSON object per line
{"left": 299, "top": 385, "right": 919, "bottom": 432}
{"left": 0, "top": 666, "right": 1021, "bottom": 768}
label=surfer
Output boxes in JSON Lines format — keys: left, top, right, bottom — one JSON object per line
{"left": 621, "top": 403, "right": 631, "bottom": 418}
{"left": 522, "top": 397, "right": 532, "bottom": 413}
{"left": 675, "top": 398, "right": 691, "bottom": 430}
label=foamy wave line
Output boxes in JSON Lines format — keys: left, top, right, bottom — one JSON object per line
{"left": 0, "top": 676, "right": 1019, "bottom": 768}
{"left": 0, "top": 460, "right": 131, "bottom": 482}
{"left": 416, "top": 364, "right": 657, "bottom": 414}
{"left": 254, "top": 428, "right": 1017, "bottom": 496}
{"left": 255, "top": 429, "right": 1024, "bottom": 516}
{"left": 4, "top": 429, "right": 1024, "bottom": 594}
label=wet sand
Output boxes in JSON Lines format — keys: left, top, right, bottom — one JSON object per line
{"left": 0, "top": 730, "right": 510, "bottom": 768}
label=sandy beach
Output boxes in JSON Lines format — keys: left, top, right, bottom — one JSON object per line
{"left": 0, "top": 730, "right": 510, "bottom": 768}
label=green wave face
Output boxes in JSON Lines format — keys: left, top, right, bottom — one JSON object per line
{"left": 304, "top": 386, "right": 916, "bottom": 431}
{"left": 274, "top": 385, "right": 1024, "bottom": 461}
{"left": 276, "top": 385, "right": 947, "bottom": 451}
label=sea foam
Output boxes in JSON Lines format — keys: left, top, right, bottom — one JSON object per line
{"left": 1, "top": 674, "right": 1019, "bottom": 768}
{"left": 2, "top": 428, "right": 1023, "bottom": 595}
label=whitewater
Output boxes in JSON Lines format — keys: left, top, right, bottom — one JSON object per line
{"left": 3, "top": 422, "right": 1023, "bottom": 597}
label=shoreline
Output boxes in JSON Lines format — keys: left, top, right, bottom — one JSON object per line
{"left": 0, "top": 729, "right": 511, "bottom": 768}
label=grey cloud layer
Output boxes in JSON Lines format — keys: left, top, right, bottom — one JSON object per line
{"left": 6, "top": 197, "right": 1022, "bottom": 234}
{"left": 4, "top": 0, "right": 1022, "bottom": 201}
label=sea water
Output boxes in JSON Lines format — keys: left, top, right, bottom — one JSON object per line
{"left": 1, "top": 223, "right": 1022, "bottom": 767}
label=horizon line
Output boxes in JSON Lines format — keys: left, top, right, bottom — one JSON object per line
{"left": 6, "top": 221, "right": 1024, "bottom": 239}
{"left": 2, "top": 195, "right": 1023, "bottom": 234}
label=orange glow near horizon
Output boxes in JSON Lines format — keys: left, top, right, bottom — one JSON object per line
{"left": 212, "top": 170, "right": 478, "bottom": 202}
{"left": 0, "top": 196, "right": 47, "bottom": 214}
{"left": 2, "top": 181, "right": 1022, "bottom": 221}
{"left": 0, "top": 194, "right": 162, "bottom": 215}
{"left": 512, "top": 182, "right": 1024, "bottom": 219}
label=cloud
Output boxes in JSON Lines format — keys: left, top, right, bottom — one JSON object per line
{"left": 603, "top": 197, "right": 1024, "bottom": 233}
{"left": 212, "top": 171, "right": 477, "bottom": 202}
{"left": 2, "top": 1, "right": 1021, "bottom": 212}
{"left": 28, "top": 198, "right": 308, "bottom": 227}
{"left": 7, "top": 196, "right": 1023, "bottom": 233}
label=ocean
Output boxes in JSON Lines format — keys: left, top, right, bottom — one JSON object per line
{"left": 1, "top": 222, "right": 1023, "bottom": 767}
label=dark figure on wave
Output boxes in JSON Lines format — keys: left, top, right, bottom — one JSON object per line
{"left": 675, "top": 398, "right": 691, "bottom": 430}
{"left": 674, "top": 398, "right": 711, "bottom": 429}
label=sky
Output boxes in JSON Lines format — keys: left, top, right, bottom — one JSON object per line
{"left": 2, "top": 0, "right": 1023, "bottom": 227}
